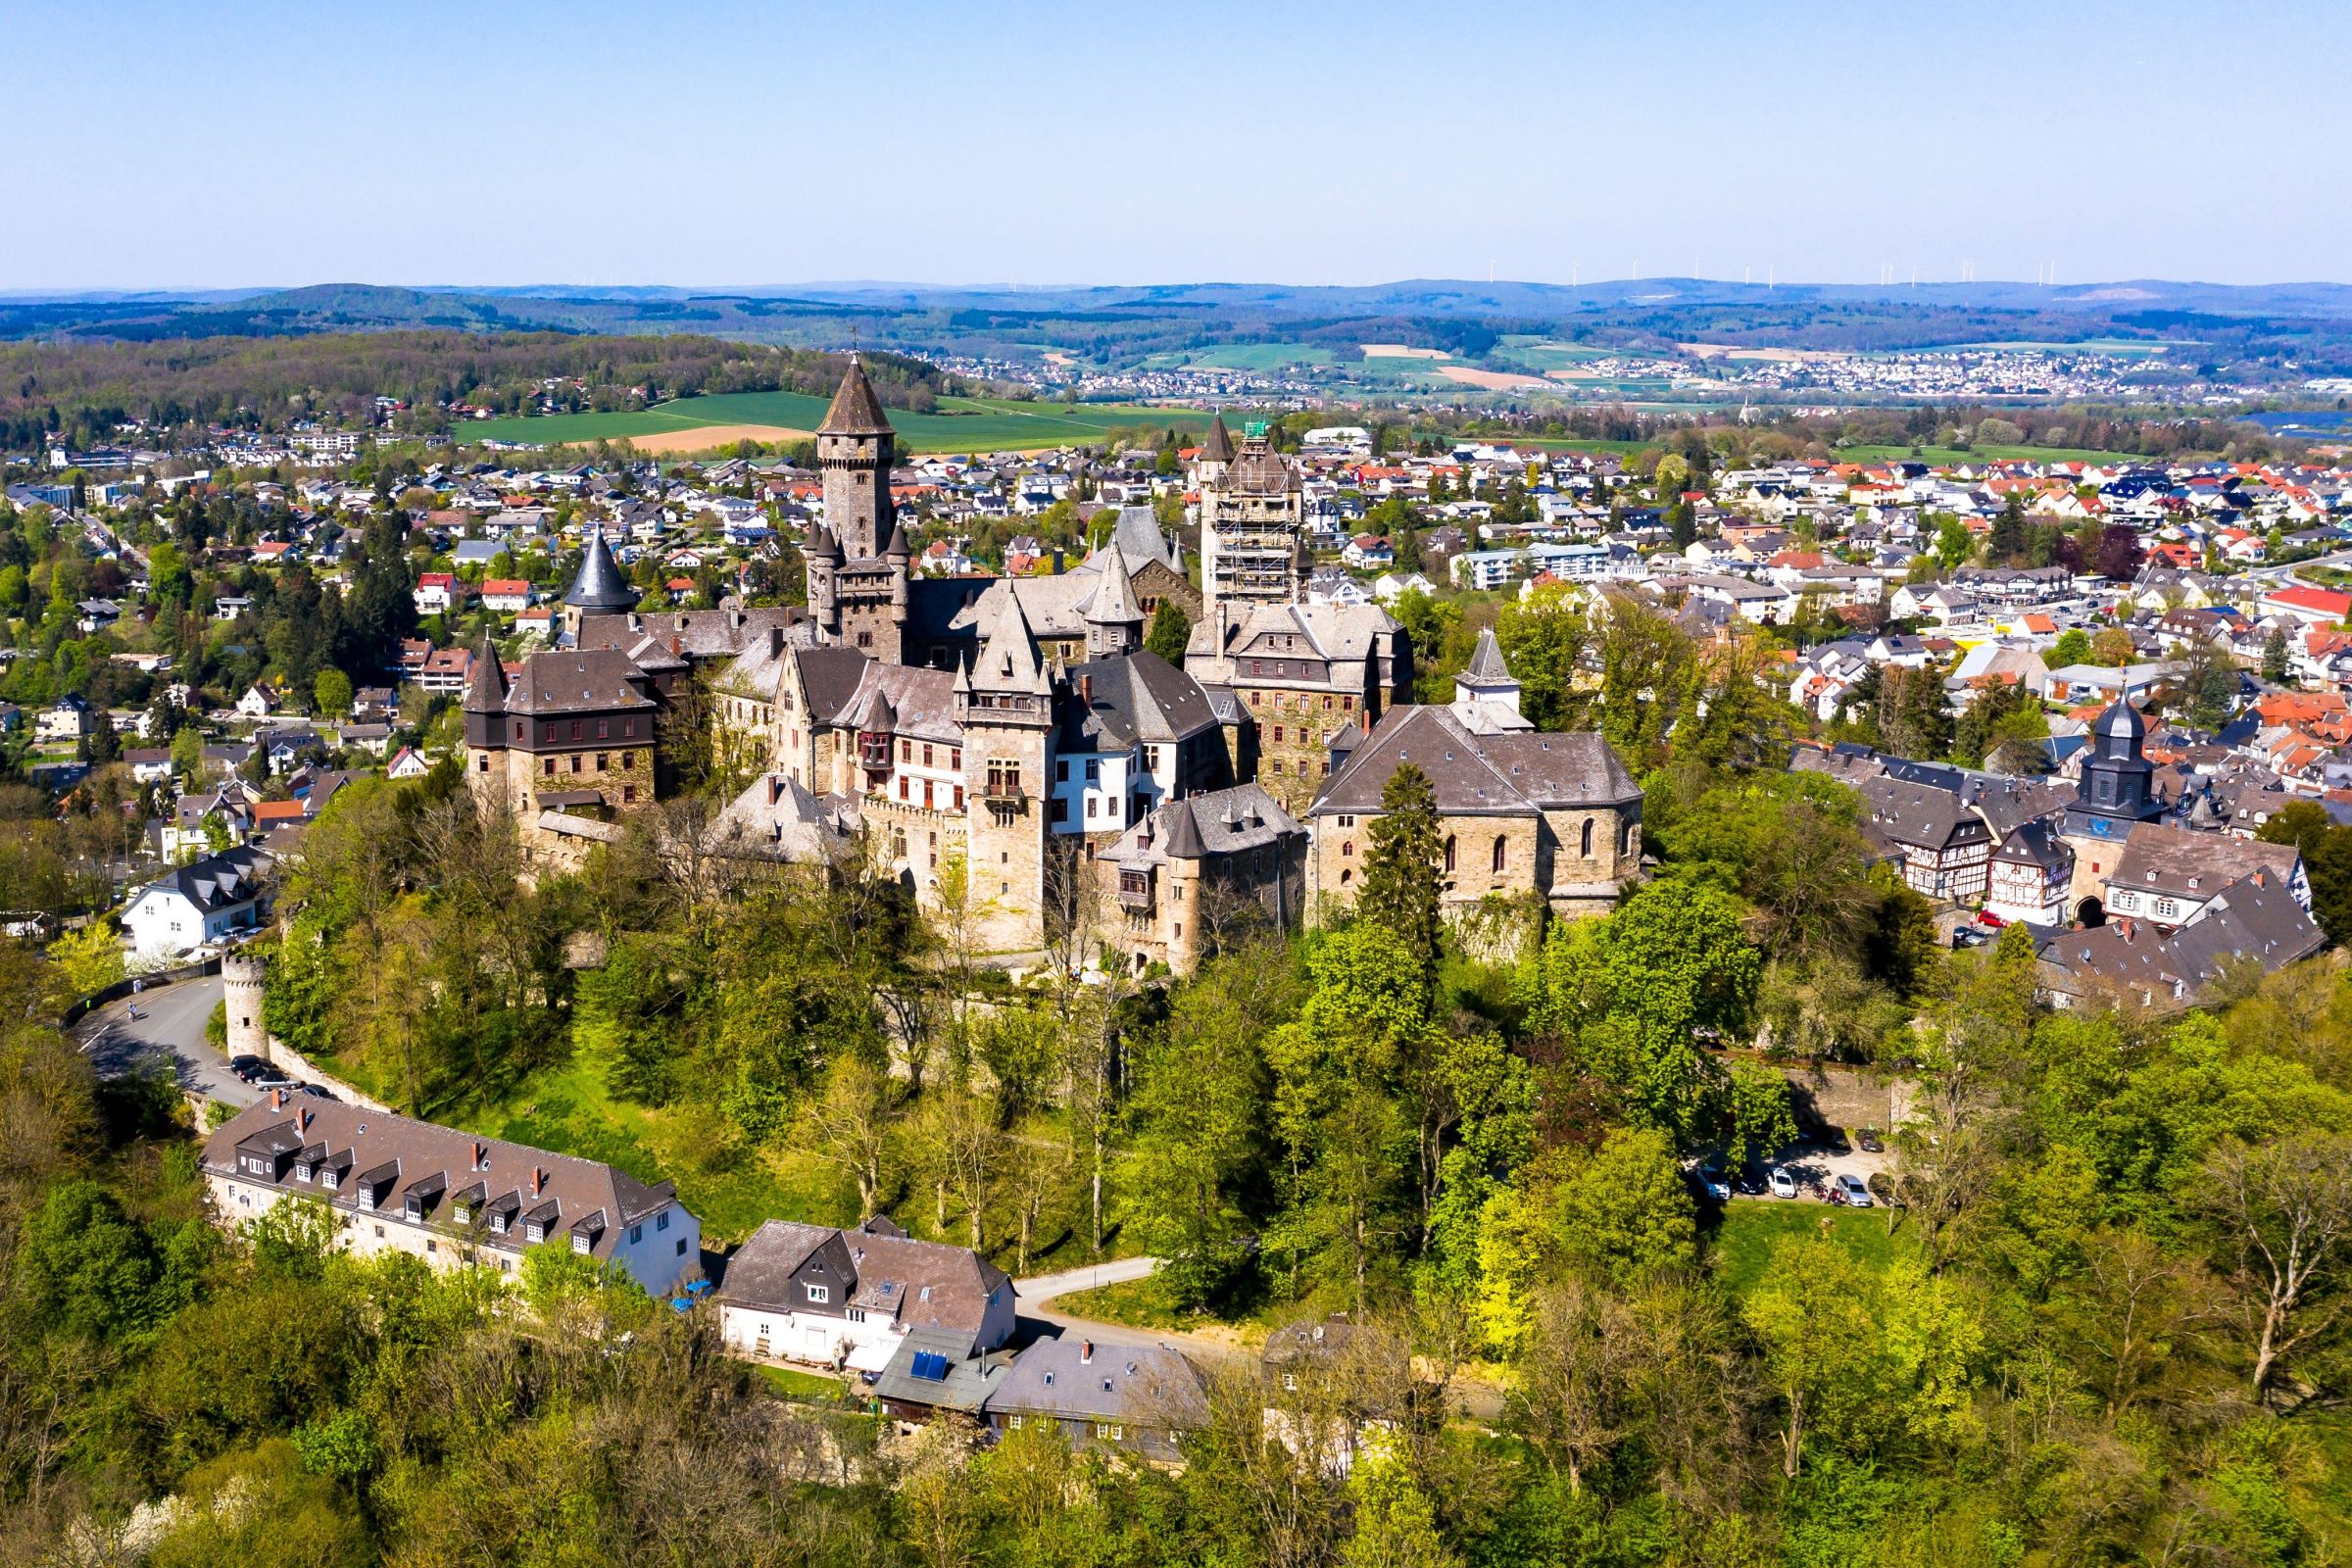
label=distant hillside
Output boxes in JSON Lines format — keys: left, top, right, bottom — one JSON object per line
{"left": 10, "top": 276, "right": 2352, "bottom": 376}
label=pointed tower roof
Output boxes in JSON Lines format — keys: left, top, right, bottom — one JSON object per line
{"left": 1201, "top": 410, "right": 1235, "bottom": 463}
{"left": 462, "top": 635, "right": 508, "bottom": 712}
{"left": 819, "top": 355, "right": 895, "bottom": 437}
{"left": 1157, "top": 799, "right": 1206, "bottom": 860}
{"left": 883, "top": 514, "right": 912, "bottom": 559}
{"left": 808, "top": 523, "right": 843, "bottom": 563}
{"left": 1084, "top": 537, "right": 1144, "bottom": 627}
{"left": 972, "top": 588, "right": 1049, "bottom": 694}
{"left": 854, "top": 684, "right": 896, "bottom": 732}
{"left": 1463, "top": 626, "right": 1512, "bottom": 682}
{"left": 564, "top": 530, "right": 638, "bottom": 612}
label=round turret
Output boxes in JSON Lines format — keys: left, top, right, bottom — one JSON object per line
{"left": 222, "top": 952, "right": 270, "bottom": 1064}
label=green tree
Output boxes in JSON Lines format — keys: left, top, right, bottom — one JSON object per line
{"left": 1357, "top": 763, "right": 1445, "bottom": 1004}
{"left": 2257, "top": 800, "right": 2352, "bottom": 944}
{"left": 1552, "top": 1126, "right": 1698, "bottom": 1284}
{"left": 1146, "top": 598, "right": 1191, "bottom": 664}
{"left": 1493, "top": 582, "right": 1588, "bottom": 730}
{"left": 313, "top": 666, "right": 353, "bottom": 717}
{"left": 2262, "top": 623, "right": 2293, "bottom": 682}
{"left": 1985, "top": 493, "right": 2030, "bottom": 564}
{"left": 2049, "top": 627, "right": 2093, "bottom": 668}
{"left": 48, "top": 920, "right": 125, "bottom": 1000}
{"left": 1933, "top": 514, "right": 1975, "bottom": 570}
{"left": 16, "top": 1180, "right": 169, "bottom": 1341}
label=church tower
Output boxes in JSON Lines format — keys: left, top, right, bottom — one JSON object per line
{"left": 810, "top": 355, "right": 910, "bottom": 661}
{"left": 2058, "top": 698, "right": 2164, "bottom": 922}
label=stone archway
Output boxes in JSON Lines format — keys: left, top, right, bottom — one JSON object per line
{"left": 2076, "top": 896, "right": 2105, "bottom": 928}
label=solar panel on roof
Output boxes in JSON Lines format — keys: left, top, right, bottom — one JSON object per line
{"left": 910, "top": 1350, "right": 950, "bottom": 1382}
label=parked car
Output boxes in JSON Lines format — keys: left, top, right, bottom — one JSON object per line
{"left": 1826, "top": 1128, "right": 1852, "bottom": 1155}
{"left": 1698, "top": 1159, "right": 1732, "bottom": 1201}
{"left": 228, "top": 1055, "right": 266, "bottom": 1083}
{"left": 1856, "top": 1127, "right": 1886, "bottom": 1153}
{"left": 297, "top": 1083, "right": 337, "bottom": 1101}
{"left": 1737, "top": 1164, "right": 1767, "bottom": 1197}
{"left": 252, "top": 1071, "right": 296, "bottom": 1093}
{"left": 1834, "top": 1173, "right": 1873, "bottom": 1207}
{"left": 1768, "top": 1167, "right": 1798, "bottom": 1200}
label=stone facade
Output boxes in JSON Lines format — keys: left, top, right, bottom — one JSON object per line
{"left": 1197, "top": 416, "right": 1307, "bottom": 620}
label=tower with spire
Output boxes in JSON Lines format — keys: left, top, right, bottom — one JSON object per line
{"left": 561, "top": 528, "right": 639, "bottom": 641}
{"left": 1082, "top": 537, "right": 1146, "bottom": 659}
{"left": 807, "top": 355, "right": 912, "bottom": 661}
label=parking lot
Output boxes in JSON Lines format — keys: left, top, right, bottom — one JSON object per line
{"left": 1707, "top": 1129, "right": 1894, "bottom": 1207}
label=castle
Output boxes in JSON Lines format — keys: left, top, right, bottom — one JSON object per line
{"left": 474, "top": 358, "right": 1638, "bottom": 969}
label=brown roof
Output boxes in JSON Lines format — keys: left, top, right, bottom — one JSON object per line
{"left": 2108, "top": 821, "right": 2300, "bottom": 902}
{"left": 818, "top": 357, "right": 895, "bottom": 437}
{"left": 715, "top": 1216, "right": 1009, "bottom": 1343}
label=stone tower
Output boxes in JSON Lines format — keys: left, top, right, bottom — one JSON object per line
{"left": 809, "top": 355, "right": 910, "bottom": 660}
{"left": 1200, "top": 418, "right": 1304, "bottom": 622}
{"left": 1083, "top": 538, "right": 1145, "bottom": 659}
{"left": 222, "top": 951, "right": 270, "bottom": 1064}
{"left": 956, "top": 592, "right": 1056, "bottom": 954}
{"left": 461, "top": 635, "right": 519, "bottom": 814}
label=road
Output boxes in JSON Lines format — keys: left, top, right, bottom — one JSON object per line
{"left": 75, "top": 972, "right": 253, "bottom": 1109}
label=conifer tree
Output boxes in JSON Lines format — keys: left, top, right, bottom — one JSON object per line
{"left": 1358, "top": 762, "right": 1446, "bottom": 1006}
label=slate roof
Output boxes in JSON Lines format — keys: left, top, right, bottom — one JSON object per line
{"left": 1102, "top": 782, "right": 1301, "bottom": 869}
{"left": 576, "top": 607, "right": 796, "bottom": 664}
{"left": 140, "top": 844, "right": 270, "bottom": 914}
{"left": 716, "top": 1216, "right": 1010, "bottom": 1348}
{"left": 202, "top": 1097, "right": 680, "bottom": 1267}
{"left": 563, "top": 530, "right": 638, "bottom": 612}
{"left": 818, "top": 357, "right": 895, "bottom": 437}
{"left": 502, "top": 650, "right": 658, "bottom": 716}
{"left": 985, "top": 1339, "right": 1204, "bottom": 1428}
{"left": 1200, "top": 411, "right": 1235, "bottom": 464}
{"left": 1308, "top": 704, "right": 1640, "bottom": 817}
{"left": 1858, "top": 776, "right": 1992, "bottom": 853}
{"left": 1057, "top": 652, "right": 1218, "bottom": 751}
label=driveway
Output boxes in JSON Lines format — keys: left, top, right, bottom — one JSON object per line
{"left": 75, "top": 972, "right": 252, "bottom": 1109}
{"left": 1014, "top": 1255, "right": 1160, "bottom": 1306}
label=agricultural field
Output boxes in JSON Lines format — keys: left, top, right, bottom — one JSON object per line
{"left": 458, "top": 391, "right": 1234, "bottom": 454}
{"left": 1143, "top": 341, "right": 1340, "bottom": 372}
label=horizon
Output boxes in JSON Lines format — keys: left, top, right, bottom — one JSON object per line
{"left": 13, "top": 0, "right": 2352, "bottom": 291}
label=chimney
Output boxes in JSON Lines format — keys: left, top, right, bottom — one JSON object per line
{"left": 473, "top": 1141, "right": 486, "bottom": 1171}
{"left": 1080, "top": 672, "right": 1093, "bottom": 705}
{"left": 530, "top": 1168, "right": 543, "bottom": 1198}
{"left": 671, "top": 634, "right": 683, "bottom": 656}
{"left": 270, "top": 1088, "right": 283, "bottom": 1112}
{"left": 2118, "top": 918, "right": 2135, "bottom": 943}
{"left": 769, "top": 625, "right": 785, "bottom": 658}
{"left": 2253, "top": 867, "right": 2270, "bottom": 888}
{"left": 1080, "top": 1339, "right": 1094, "bottom": 1364}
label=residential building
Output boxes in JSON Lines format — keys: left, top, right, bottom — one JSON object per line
{"left": 120, "top": 845, "right": 270, "bottom": 960}
{"left": 202, "top": 1096, "right": 700, "bottom": 1296}
{"left": 713, "top": 1215, "right": 1013, "bottom": 1374}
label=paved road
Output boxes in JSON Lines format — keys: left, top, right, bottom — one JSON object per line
{"left": 76, "top": 973, "right": 253, "bottom": 1109}
{"left": 1013, "top": 1255, "right": 1160, "bottom": 1306}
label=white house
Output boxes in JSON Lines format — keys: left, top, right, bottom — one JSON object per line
{"left": 202, "top": 1098, "right": 702, "bottom": 1298}
{"left": 713, "top": 1216, "right": 1014, "bottom": 1373}
{"left": 119, "top": 846, "right": 270, "bottom": 960}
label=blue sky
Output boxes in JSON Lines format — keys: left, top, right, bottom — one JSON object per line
{"left": 9, "top": 0, "right": 2347, "bottom": 291}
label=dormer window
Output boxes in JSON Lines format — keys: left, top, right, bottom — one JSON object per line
{"left": 453, "top": 1203, "right": 471, "bottom": 1225}
{"left": 571, "top": 1233, "right": 590, "bottom": 1254}
{"left": 525, "top": 1220, "right": 544, "bottom": 1243}
{"left": 806, "top": 1284, "right": 829, "bottom": 1303}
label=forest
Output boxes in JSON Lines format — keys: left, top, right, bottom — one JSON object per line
{"left": 0, "top": 333, "right": 954, "bottom": 454}
{"left": 0, "top": 576, "right": 2345, "bottom": 1565}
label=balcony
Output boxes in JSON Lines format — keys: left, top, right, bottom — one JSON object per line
{"left": 1117, "top": 871, "right": 1153, "bottom": 911}
{"left": 978, "top": 775, "right": 1025, "bottom": 803}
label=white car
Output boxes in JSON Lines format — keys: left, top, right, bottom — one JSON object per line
{"left": 1768, "top": 1167, "right": 1798, "bottom": 1200}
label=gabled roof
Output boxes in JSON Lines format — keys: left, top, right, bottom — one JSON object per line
{"left": 1057, "top": 652, "right": 1218, "bottom": 751}
{"left": 1309, "top": 705, "right": 1639, "bottom": 816}
{"left": 502, "top": 650, "right": 658, "bottom": 716}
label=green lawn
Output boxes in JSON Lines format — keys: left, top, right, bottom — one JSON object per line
{"left": 755, "top": 1364, "right": 855, "bottom": 1401}
{"left": 1710, "top": 1200, "right": 1915, "bottom": 1295}
{"left": 1156, "top": 342, "right": 1341, "bottom": 372}
{"left": 458, "top": 392, "right": 1233, "bottom": 454}
{"left": 1838, "top": 441, "right": 2145, "bottom": 466}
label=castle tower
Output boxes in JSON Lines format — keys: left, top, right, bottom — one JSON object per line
{"left": 813, "top": 356, "right": 909, "bottom": 660}
{"left": 1200, "top": 418, "right": 1304, "bottom": 623}
{"left": 562, "top": 529, "right": 638, "bottom": 639}
{"left": 1083, "top": 538, "right": 1146, "bottom": 659}
{"left": 806, "top": 523, "right": 844, "bottom": 639}
{"left": 956, "top": 592, "right": 1056, "bottom": 954}
{"left": 1196, "top": 411, "right": 1235, "bottom": 487}
{"left": 461, "top": 635, "right": 515, "bottom": 811}
{"left": 222, "top": 952, "right": 270, "bottom": 1065}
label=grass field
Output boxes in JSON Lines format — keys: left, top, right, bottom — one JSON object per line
{"left": 1150, "top": 342, "right": 1341, "bottom": 372}
{"left": 459, "top": 391, "right": 1234, "bottom": 454}
{"left": 1838, "top": 441, "right": 2144, "bottom": 465}
{"left": 1709, "top": 1201, "right": 1915, "bottom": 1295}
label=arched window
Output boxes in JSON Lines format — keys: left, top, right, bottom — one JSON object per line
{"left": 1492, "top": 836, "right": 1506, "bottom": 872}
{"left": 1342, "top": 841, "right": 1354, "bottom": 858}
{"left": 1623, "top": 820, "right": 1637, "bottom": 856}
{"left": 1580, "top": 817, "right": 1594, "bottom": 858}
{"left": 1340, "top": 868, "right": 1352, "bottom": 885}
{"left": 1444, "top": 835, "right": 1457, "bottom": 872}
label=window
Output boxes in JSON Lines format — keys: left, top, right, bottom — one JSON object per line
{"left": 622, "top": 719, "right": 636, "bottom": 738}
{"left": 570, "top": 721, "right": 583, "bottom": 741}
{"left": 621, "top": 785, "right": 637, "bottom": 804}
{"left": 426, "top": 1239, "right": 437, "bottom": 1255}
{"left": 806, "top": 1284, "right": 829, "bottom": 1303}
{"left": 923, "top": 744, "right": 934, "bottom": 766}
{"left": 1444, "top": 835, "right": 1456, "bottom": 872}
{"left": 1273, "top": 725, "right": 1285, "bottom": 743}
{"left": 620, "top": 751, "right": 635, "bottom": 770}
{"left": 1581, "top": 818, "right": 1594, "bottom": 857}
{"left": 595, "top": 753, "right": 608, "bottom": 771}
{"left": 597, "top": 719, "right": 609, "bottom": 739}
{"left": 676, "top": 1238, "right": 687, "bottom": 1256}
{"left": 657, "top": 1210, "right": 670, "bottom": 1232}
{"left": 901, "top": 739, "right": 912, "bottom": 762}
{"left": 1492, "top": 836, "right": 1506, "bottom": 872}
{"left": 848, "top": 1307, "right": 867, "bottom": 1324}
{"left": 543, "top": 758, "right": 556, "bottom": 776}
{"left": 1342, "top": 840, "right": 1353, "bottom": 858}
{"left": 1056, "top": 760, "right": 1069, "bottom": 782}
{"left": 629, "top": 1224, "right": 643, "bottom": 1244}
{"left": 569, "top": 755, "right": 582, "bottom": 773}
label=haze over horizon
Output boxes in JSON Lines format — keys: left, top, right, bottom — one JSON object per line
{"left": 12, "top": 0, "right": 2351, "bottom": 293}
